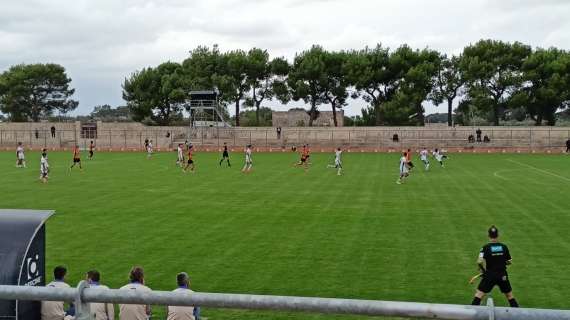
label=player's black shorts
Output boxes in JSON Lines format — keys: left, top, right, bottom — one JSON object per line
{"left": 89, "top": 151, "right": 94, "bottom": 156}
{"left": 222, "top": 151, "right": 229, "bottom": 158}
{"left": 187, "top": 159, "right": 194, "bottom": 164}
{"left": 300, "top": 157, "right": 307, "bottom": 163}
{"left": 73, "top": 158, "right": 81, "bottom": 163}
{"left": 477, "top": 273, "right": 512, "bottom": 294}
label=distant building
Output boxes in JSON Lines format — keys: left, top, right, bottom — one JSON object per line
{"left": 272, "top": 109, "right": 344, "bottom": 127}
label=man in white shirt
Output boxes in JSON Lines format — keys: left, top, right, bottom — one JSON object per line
{"left": 397, "top": 152, "right": 410, "bottom": 185}
{"left": 167, "top": 272, "right": 199, "bottom": 320}
{"left": 40, "top": 150, "right": 49, "bottom": 183}
{"left": 432, "top": 148, "right": 447, "bottom": 168}
{"left": 420, "top": 148, "right": 430, "bottom": 171}
{"left": 16, "top": 142, "right": 26, "bottom": 168}
{"left": 176, "top": 144, "right": 185, "bottom": 167}
{"left": 86, "top": 270, "right": 114, "bottom": 320}
{"left": 241, "top": 145, "right": 253, "bottom": 173}
{"left": 147, "top": 141, "right": 153, "bottom": 159}
{"left": 119, "top": 266, "right": 152, "bottom": 320}
{"left": 41, "top": 266, "right": 72, "bottom": 320}
{"left": 327, "top": 148, "right": 343, "bottom": 176}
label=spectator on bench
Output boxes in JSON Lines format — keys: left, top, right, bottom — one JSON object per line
{"left": 86, "top": 270, "right": 114, "bottom": 320}
{"left": 119, "top": 266, "right": 151, "bottom": 320}
{"left": 167, "top": 272, "right": 201, "bottom": 320}
{"left": 42, "top": 266, "right": 73, "bottom": 320}
{"left": 392, "top": 133, "right": 399, "bottom": 142}
{"left": 468, "top": 135, "right": 475, "bottom": 143}
{"left": 484, "top": 135, "right": 491, "bottom": 143}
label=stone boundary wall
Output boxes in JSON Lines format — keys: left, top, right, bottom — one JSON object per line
{"left": 0, "top": 122, "right": 569, "bottom": 153}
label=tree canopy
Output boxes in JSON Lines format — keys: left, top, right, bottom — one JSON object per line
{"left": 0, "top": 63, "right": 78, "bottom": 122}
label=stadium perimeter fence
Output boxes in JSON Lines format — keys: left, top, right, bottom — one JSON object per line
{"left": 1, "top": 282, "right": 570, "bottom": 320}
{"left": 0, "top": 127, "right": 569, "bottom": 151}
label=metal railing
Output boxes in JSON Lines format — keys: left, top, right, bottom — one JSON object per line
{"left": 0, "top": 127, "right": 569, "bottom": 150}
{"left": 1, "top": 283, "right": 569, "bottom": 320}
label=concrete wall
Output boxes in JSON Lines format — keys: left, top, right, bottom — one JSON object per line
{"left": 0, "top": 122, "right": 569, "bottom": 152}
{"left": 272, "top": 110, "right": 344, "bottom": 127}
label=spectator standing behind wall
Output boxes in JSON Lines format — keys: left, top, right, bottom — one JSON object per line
{"left": 51, "top": 126, "right": 56, "bottom": 138}
{"left": 276, "top": 127, "right": 282, "bottom": 139}
{"left": 119, "top": 266, "right": 152, "bottom": 320}
{"left": 476, "top": 128, "right": 482, "bottom": 142}
{"left": 566, "top": 138, "right": 570, "bottom": 153}
{"left": 167, "top": 272, "right": 200, "bottom": 320}
{"left": 35, "top": 129, "right": 39, "bottom": 139}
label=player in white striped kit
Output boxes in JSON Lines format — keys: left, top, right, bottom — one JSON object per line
{"left": 327, "top": 148, "right": 343, "bottom": 176}
{"left": 176, "top": 144, "right": 185, "bottom": 167}
{"left": 16, "top": 142, "right": 26, "bottom": 168}
{"left": 420, "top": 148, "right": 430, "bottom": 171}
{"left": 397, "top": 152, "right": 410, "bottom": 184}
{"left": 40, "top": 149, "right": 49, "bottom": 183}
{"left": 242, "top": 145, "right": 253, "bottom": 173}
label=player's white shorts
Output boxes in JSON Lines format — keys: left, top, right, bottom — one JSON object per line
{"left": 18, "top": 153, "right": 25, "bottom": 160}
{"left": 400, "top": 166, "right": 409, "bottom": 174}
{"left": 435, "top": 155, "right": 443, "bottom": 162}
{"left": 335, "top": 160, "right": 342, "bottom": 168}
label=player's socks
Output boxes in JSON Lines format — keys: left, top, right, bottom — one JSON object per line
{"left": 508, "top": 299, "right": 519, "bottom": 308}
{"left": 471, "top": 297, "right": 482, "bottom": 305}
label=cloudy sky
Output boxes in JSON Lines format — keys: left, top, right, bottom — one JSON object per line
{"left": 1, "top": 0, "right": 569, "bottom": 116}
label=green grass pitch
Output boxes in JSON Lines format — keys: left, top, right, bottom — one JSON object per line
{"left": 1, "top": 150, "right": 569, "bottom": 319}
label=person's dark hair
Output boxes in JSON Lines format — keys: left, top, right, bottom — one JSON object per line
{"left": 488, "top": 225, "right": 499, "bottom": 239}
{"left": 87, "top": 270, "right": 100, "bottom": 282}
{"left": 129, "top": 266, "right": 144, "bottom": 283}
{"left": 54, "top": 266, "right": 67, "bottom": 280}
{"left": 176, "top": 272, "right": 189, "bottom": 287}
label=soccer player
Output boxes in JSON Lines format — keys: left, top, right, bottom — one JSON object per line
{"left": 432, "top": 148, "right": 447, "bottom": 168}
{"left": 147, "top": 140, "right": 153, "bottom": 159}
{"left": 406, "top": 148, "right": 415, "bottom": 171}
{"left": 70, "top": 145, "right": 82, "bottom": 171}
{"left": 40, "top": 149, "right": 49, "bottom": 183}
{"left": 176, "top": 144, "right": 185, "bottom": 167}
{"left": 419, "top": 148, "right": 430, "bottom": 171}
{"left": 86, "top": 270, "right": 114, "bottom": 320}
{"left": 327, "top": 147, "right": 343, "bottom": 176}
{"left": 119, "top": 266, "right": 152, "bottom": 320}
{"left": 183, "top": 145, "right": 195, "bottom": 173}
{"left": 16, "top": 142, "right": 26, "bottom": 168}
{"left": 88, "top": 141, "right": 95, "bottom": 160}
{"left": 242, "top": 145, "right": 253, "bottom": 173}
{"left": 41, "top": 266, "right": 72, "bottom": 320}
{"left": 167, "top": 272, "right": 200, "bottom": 320}
{"left": 396, "top": 152, "right": 409, "bottom": 184}
{"left": 296, "top": 144, "right": 310, "bottom": 169}
{"left": 219, "top": 143, "right": 231, "bottom": 167}
{"left": 471, "top": 226, "right": 519, "bottom": 308}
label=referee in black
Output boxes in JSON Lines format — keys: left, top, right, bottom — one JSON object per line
{"left": 471, "top": 226, "right": 519, "bottom": 307}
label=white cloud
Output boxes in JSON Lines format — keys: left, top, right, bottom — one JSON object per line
{"left": 1, "top": 0, "right": 569, "bottom": 116}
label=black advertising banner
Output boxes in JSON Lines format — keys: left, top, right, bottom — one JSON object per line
{"left": 0, "top": 210, "right": 53, "bottom": 320}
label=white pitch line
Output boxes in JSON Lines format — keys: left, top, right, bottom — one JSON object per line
{"left": 507, "top": 159, "right": 570, "bottom": 183}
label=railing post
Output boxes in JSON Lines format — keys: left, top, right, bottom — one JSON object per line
{"left": 109, "top": 130, "right": 112, "bottom": 149}
{"left": 265, "top": 130, "right": 268, "bottom": 147}
{"left": 75, "top": 281, "right": 93, "bottom": 320}
{"left": 486, "top": 297, "right": 495, "bottom": 320}
{"left": 124, "top": 130, "right": 127, "bottom": 149}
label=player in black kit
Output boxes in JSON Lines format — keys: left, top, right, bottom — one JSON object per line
{"left": 219, "top": 143, "right": 231, "bottom": 167}
{"left": 471, "top": 226, "right": 519, "bottom": 307}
